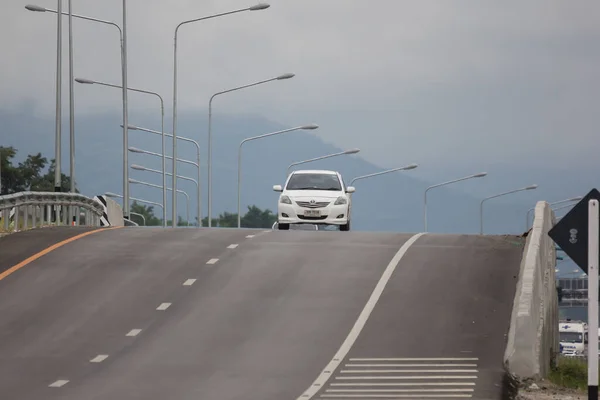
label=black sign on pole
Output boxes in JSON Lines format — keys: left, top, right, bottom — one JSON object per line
{"left": 548, "top": 188, "right": 600, "bottom": 274}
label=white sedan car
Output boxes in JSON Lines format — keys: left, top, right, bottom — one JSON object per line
{"left": 273, "top": 169, "right": 355, "bottom": 231}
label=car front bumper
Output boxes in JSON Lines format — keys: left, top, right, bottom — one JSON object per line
{"left": 277, "top": 202, "right": 349, "bottom": 225}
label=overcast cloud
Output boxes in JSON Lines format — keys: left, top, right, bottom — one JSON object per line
{"left": 1, "top": 1, "right": 599, "bottom": 173}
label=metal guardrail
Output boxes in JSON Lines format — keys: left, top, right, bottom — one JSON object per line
{"left": 0, "top": 191, "right": 105, "bottom": 232}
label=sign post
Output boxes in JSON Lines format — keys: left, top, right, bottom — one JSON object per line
{"left": 588, "top": 199, "right": 598, "bottom": 400}
{"left": 548, "top": 189, "right": 600, "bottom": 400}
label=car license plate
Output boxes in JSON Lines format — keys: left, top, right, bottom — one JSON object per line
{"left": 304, "top": 209, "right": 321, "bottom": 217}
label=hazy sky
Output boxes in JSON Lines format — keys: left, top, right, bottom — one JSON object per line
{"left": 1, "top": 1, "right": 599, "bottom": 174}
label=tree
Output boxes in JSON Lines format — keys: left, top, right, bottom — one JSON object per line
{"left": 200, "top": 205, "right": 276, "bottom": 228}
{"left": 130, "top": 201, "right": 162, "bottom": 226}
{"left": 0, "top": 146, "right": 76, "bottom": 195}
{"left": 242, "top": 205, "right": 276, "bottom": 228}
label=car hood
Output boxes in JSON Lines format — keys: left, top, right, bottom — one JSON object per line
{"left": 284, "top": 190, "right": 343, "bottom": 200}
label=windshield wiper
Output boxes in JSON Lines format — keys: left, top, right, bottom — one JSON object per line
{"left": 288, "top": 186, "right": 342, "bottom": 191}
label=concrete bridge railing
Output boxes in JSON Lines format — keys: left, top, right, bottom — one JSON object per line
{"left": 0, "top": 191, "right": 107, "bottom": 232}
{"left": 504, "top": 200, "right": 559, "bottom": 381}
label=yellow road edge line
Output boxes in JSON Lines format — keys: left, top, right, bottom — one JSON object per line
{"left": 0, "top": 226, "right": 124, "bottom": 281}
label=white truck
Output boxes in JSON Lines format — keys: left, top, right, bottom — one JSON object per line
{"left": 559, "top": 319, "right": 588, "bottom": 357}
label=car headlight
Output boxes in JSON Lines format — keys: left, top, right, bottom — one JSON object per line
{"left": 334, "top": 196, "right": 347, "bottom": 205}
{"left": 280, "top": 195, "right": 292, "bottom": 204}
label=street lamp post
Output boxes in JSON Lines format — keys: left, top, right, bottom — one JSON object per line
{"left": 129, "top": 211, "right": 146, "bottom": 226}
{"left": 131, "top": 164, "right": 198, "bottom": 225}
{"left": 423, "top": 172, "right": 488, "bottom": 232}
{"left": 55, "top": 0, "right": 62, "bottom": 193}
{"left": 480, "top": 184, "right": 538, "bottom": 235}
{"left": 26, "top": 3, "right": 129, "bottom": 218}
{"left": 129, "top": 178, "right": 190, "bottom": 226}
{"left": 349, "top": 164, "right": 419, "bottom": 186}
{"left": 121, "top": 0, "right": 130, "bottom": 221}
{"left": 526, "top": 196, "right": 582, "bottom": 231}
{"left": 172, "top": 3, "right": 270, "bottom": 228}
{"left": 286, "top": 149, "right": 360, "bottom": 176}
{"left": 67, "top": 0, "right": 75, "bottom": 196}
{"left": 76, "top": 78, "right": 166, "bottom": 227}
{"left": 208, "top": 72, "right": 294, "bottom": 227}
{"left": 125, "top": 124, "right": 202, "bottom": 226}
{"left": 105, "top": 192, "right": 163, "bottom": 216}
{"left": 238, "top": 124, "right": 319, "bottom": 228}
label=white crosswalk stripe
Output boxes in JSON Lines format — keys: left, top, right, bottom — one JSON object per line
{"left": 319, "top": 357, "right": 479, "bottom": 399}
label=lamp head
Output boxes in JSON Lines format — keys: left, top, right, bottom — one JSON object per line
{"left": 25, "top": 4, "right": 46, "bottom": 12}
{"left": 344, "top": 148, "right": 360, "bottom": 155}
{"left": 277, "top": 73, "right": 295, "bottom": 80}
{"left": 526, "top": 184, "right": 538, "bottom": 190}
{"left": 403, "top": 163, "right": 418, "bottom": 170}
{"left": 301, "top": 124, "right": 319, "bottom": 130}
{"left": 128, "top": 147, "right": 143, "bottom": 153}
{"left": 130, "top": 164, "right": 146, "bottom": 171}
{"left": 105, "top": 192, "right": 120, "bottom": 198}
{"left": 75, "top": 78, "right": 95, "bottom": 84}
{"left": 249, "top": 3, "right": 270, "bottom": 10}
{"left": 473, "top": 172, "right": 488, "bottom": 178}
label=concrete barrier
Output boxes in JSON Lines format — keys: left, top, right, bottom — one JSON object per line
{"left": 504, "top": 201, "right": 559, "bottom": 381}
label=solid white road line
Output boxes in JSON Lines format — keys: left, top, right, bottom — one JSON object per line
{"left": 156, "top": 302, "right": 171, "bottom": 311}
{"left": 349, "top": 357, "right": 479, "bottom": 361}
{"left": 90, "top": 354, "right": 109, "bottom": 363}
{"left": 183, "top": 279, "right": 197, "bottom": 286}
{"left": 331, "top": 383, "right": 476, "bottom": 387}
{"left": 126, "top": 329, "right": 142, "bottom": 337}
{"left": 49, "top": 380, "right": 69, "bottom": 388}
{"left": 335, "top": 376, "right": 478, "bottom": 380}
{"left": 227, "top": 244, "right": 239, "bottom": 249}
{"left": 340, "top": 369, "right": 478, "bottom": 373}
{"left": 344, "top": 364, "right": 478, "bottom": 367}
{"left": 206, "top": 258, "right": 219, "bottom": 264}
{"left": 246, "top": 235, "right": 255, "bottom": 238}
{"left": 295, "top": 233, "right": 426, "bottom": 400}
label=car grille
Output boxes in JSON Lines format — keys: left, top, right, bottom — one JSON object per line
{"left": 298, "top": 215, "right": 328, "bottom": 220}
{"left": 296, "top": 201, "right": 330, "bottom": 208}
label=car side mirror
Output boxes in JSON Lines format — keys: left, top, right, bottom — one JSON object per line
{"left": 346, "top": 186, "right": 355, "bottom": 194}
{"left": 273, "top": 184, "right": 283, "bottom": 192}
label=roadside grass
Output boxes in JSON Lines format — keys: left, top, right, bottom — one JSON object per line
{"left": 548, "top": 357, "right": 587, "bottom": 391}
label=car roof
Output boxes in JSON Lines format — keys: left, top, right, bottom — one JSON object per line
{"left": 291, "top": 169, "right": 339, "bottom": 175}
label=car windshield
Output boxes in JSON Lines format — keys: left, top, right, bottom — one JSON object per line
{"left": 286, "top": 173, "right": 342, "bottom": 191}
{"left": 560, "top": 332, "right": 583, "bottom": 343}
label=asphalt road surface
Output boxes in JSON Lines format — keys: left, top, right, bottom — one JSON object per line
{"left": 0, "top": 227, "right": 524, "bottom": 400}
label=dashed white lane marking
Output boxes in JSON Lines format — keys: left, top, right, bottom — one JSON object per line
{"left": 227, "top": 244, "right": 239, "bottom": 249}
{"left": 49, "top": 380, "right": 69, "bottom": 387}
{"left": 246, "top": 234, "right": 255, "bottom": 238}
{"left": 126, "top": 329, "right": 142, "bottom": 337}
{"left": 156, "top": 302, "right": 171, "bottom": 311}
{"left": 206, "top": 258, "right": 219, "bottom": 264}
{"left": 183, "top": 279, "right": 197, "bottom": 286}
{"left": 90, "top": 354, "right": 109, "bottom": 363}
{"left": 295, "top": 233, "right": 425, "bottom": 400}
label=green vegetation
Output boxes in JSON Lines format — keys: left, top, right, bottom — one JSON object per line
{"left": 130, "top": 203, "right": 277, "bottom": 228}
{"left": 548, "top": 357, "right": 587, "bottom": 391}
{"left": 1, "top": 146, "right": 277, "bottom": 229}
{"left": 0, "top": 146, "right": 75, "bottom": 195}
